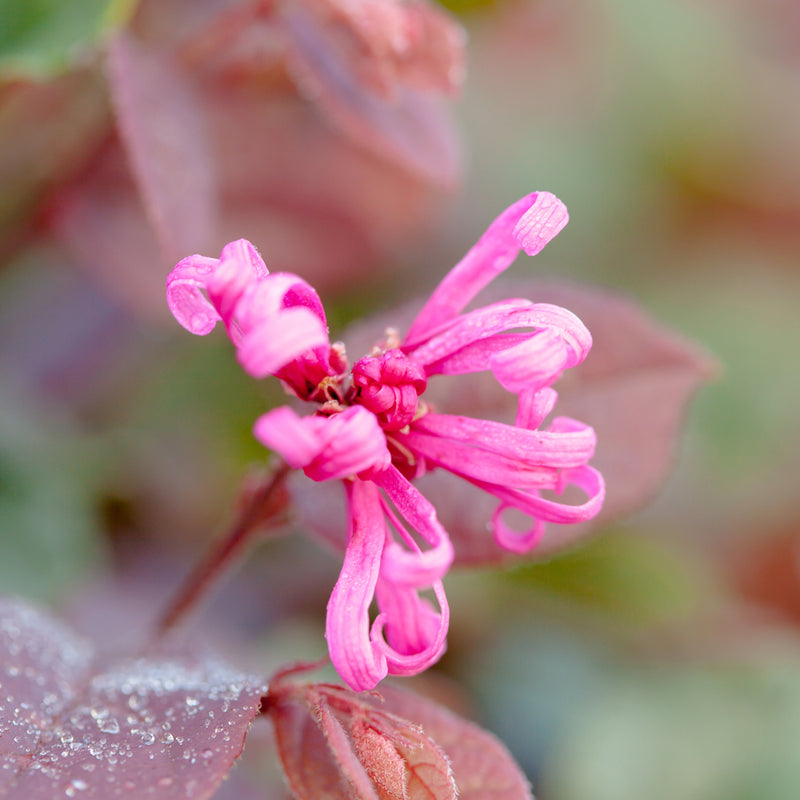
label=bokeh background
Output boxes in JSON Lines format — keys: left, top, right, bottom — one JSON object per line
{"left": 2, "top": 0, "right": 800, "bottom": 797}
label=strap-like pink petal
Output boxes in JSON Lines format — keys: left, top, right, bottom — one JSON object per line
{"left": 410, "top": 413, "right": 596, "bottom": 468}
{"left": 482, "top": 465, "right": 606, "bottom": 551}
{"left": 372, "top": 579, "right": 449, "bottom": 676}
{"left": 404, "top": 192, "right": 568, "bottom": 344}
{"left": 486, "top": 466, "right": 605, "bottom": 552}
{"left": 253, "top": 406, "right": 390, "bottom": 482}
{"left": 251, "top": 406, "right": 324, "bottom": 470}
{"left": 326, "top": 479, "right": 388, "bottom": 692}
{"left": 489, "top": 327, "right": 568, "bottom": 393}
{"left": 237, "top": 306, "right": 329, "bottom": 379}
{"left": 372, "top": 466, "right": 453, "bottom": 587}
{"left": 491, "top": 505, "right": 546, "bottom": 554}
{"left": 398, "top": 429, "right": 561, "bottom": 490}
{"left": 408, "top": 300, "right": 591, "bottom": 378}
{"left": 206, "top": 239, "right": 269, "bottom": 330}
{"left": 516, "top": 387, "right": 558, "bottom": 429}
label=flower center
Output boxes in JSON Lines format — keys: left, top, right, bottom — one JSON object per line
{"left": 351, "top": 349, "right": 427, "bottom": 432}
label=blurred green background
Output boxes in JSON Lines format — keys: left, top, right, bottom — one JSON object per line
{"left": 2, "top": 0, "right": 800, "bottom": 798}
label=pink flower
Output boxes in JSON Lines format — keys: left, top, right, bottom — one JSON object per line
{"left": 166, "top": 191, "right": 605, "bottom": 691}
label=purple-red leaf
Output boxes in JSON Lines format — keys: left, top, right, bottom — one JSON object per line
{"left": 107, "top": 32, "right": 217, "bottom": 263}
{"left": 284, "top": 0, "right": 464, "bottom": 185}
{"left": 376, "top": 686, "right": 532, "bottom": 800}
{"left": 0, "top": 596, "right": 265, "bottom": 799}
{"left": 51, "top": 0, "right": 459, "bottom": 320}
{"left": 267, "top": 676, "right": 456, "bottom": 800}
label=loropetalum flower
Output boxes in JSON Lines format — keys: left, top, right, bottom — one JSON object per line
{"left": 166, "top": 192, "right": 605, "bottom": 691}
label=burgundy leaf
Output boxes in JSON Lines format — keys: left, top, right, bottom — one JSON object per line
{"left": 375, "top": 687, "right": 532, "bottom": 800}
{"left": 0, "top": 596, "right": 265, "bottom": 799}
{"left": 270, "top": 688, "right": 360, "bottom": 798}
{"left": 351, "top": 720, "right": 408, "bottom": 799}
{"left": 107, "top": 32, "right": 217, "bottom": 263}
{"left": 293, "top": 278, "right": 714, "bottom": 564}
{"left": 49, "top": 138, "right": 174, "bottom": 319}
{"left": 50, "top": 0, "right": 457, "bottom": 320}
{"left": 211, "top": 771, "right": 289, "bottom": 800}
{"left": 267, "top": 676, "right": 456, "bottom": 800}
{"left": 0, "top": 69, "right": 109, "bottom": 262}
{"left": 52, "top": 83, "right": 442, "bottom": 321}
{"left": 283, "top": 0, "right": 464, "bottom": 185}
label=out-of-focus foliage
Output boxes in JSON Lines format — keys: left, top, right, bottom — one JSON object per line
{"left": 545, "top": 657, "right": 800, "bottom": 800}
{"left": 0, "top": 391, "right": 105, "bottom": 599}
{"left": 0, "top": 0, "right": 136, "bottom": 77}
{"left": 501, "top": 528, "right": 710, "bottom": 628}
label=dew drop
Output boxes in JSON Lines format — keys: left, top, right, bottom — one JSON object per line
{"left": 101, "top": 718, "right": 119, "bottom": 734}
{"left": 157, "top": 777, "right": 173, "bottom": 788}
{"left": 185, "top": 696, "right": 199, "bottom": 707}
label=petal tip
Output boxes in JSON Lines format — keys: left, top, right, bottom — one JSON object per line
{"left": 513, "top": 191, "right": 569, "bottom": 256}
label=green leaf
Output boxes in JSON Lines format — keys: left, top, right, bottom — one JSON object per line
{"left": 0, "top": 0, "right": 137, "bottom": 78}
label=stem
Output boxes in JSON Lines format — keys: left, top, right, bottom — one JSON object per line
{"left": 154, "top": 459, "right": 292, "bottom": 638}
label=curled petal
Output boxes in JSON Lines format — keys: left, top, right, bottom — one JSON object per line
{"left": 410, "top": 413, "right": 596, "bottom": 468}
{"left": 407, "top": 299, "right": 535, "bottom": 369}
{"left": 518, "top": 303, "right": 593, "bottom": 369}
{"left": 516, "top": 387, "right": 558, "bottom": 430}
{"left": 253, "top": 406, "right": 390, "bottom": 481}
{"left": 237, "top": 306, "right": 329, "bottom": 379}
{"left": 404, "top": 192, "right": 568, "bottom": 344}
{"left": 221, "top": 238, "right": 269, "bottom": 278}
{"left": 275, "top": 272, "right": 328, "bottom": 324}
{"left": 398, "top": 429, "right": 561, "bottom": 490}
{"left": 372, "top": 579, "right": 449, "bottom": 677}
{"left": 206, "top": 239, "right": 269, "bottom": 329}
{"left": 252, "top": 407, "right": 325, "bottom": 470}
{"left": 165, "top": 255, "right": 221, "bottom": 334}
{"left": 408, "top": 300, "right": 592, "bottom": 376}
{"left": 234, "top": 273, "right": 327, "bottom": 337}
{"left": 491, "top": 505, "right": 545, "bottom": 554}
{"left": 305, "top": 409, "right": 392, "bottom": 481}
{"left": 512, "top": 191, "right": 570, "bottom": 256}
{"left": 372, "top": 466, "right": 453, "bottom": 587}
{"left": 482, "top": 464, "right": 605, "bottom": 547}
{"left": 489, "top": 327, "right": 568, "bottom": 393}
{"left": 484, "top": 466, "right": 605, "bottom": 553}
{"left": 409, "top": 332, "right": 530, "bottom": 376}
{"left": 326, "top": 480, "right": 388, "bottom": 692}
{"left": 512, "top": 464, "right": 606, "bottom": 524}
